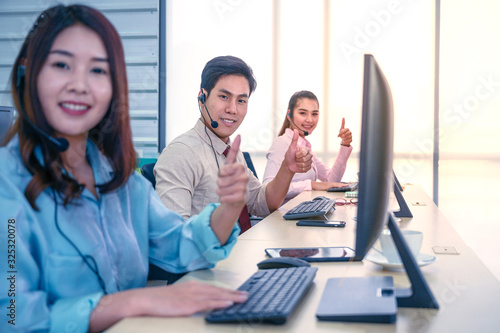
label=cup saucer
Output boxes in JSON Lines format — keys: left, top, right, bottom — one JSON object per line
{"left": 365, "top": 251, "right": 437, "bottom": 270}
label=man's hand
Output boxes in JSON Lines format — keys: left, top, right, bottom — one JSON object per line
{"left": 338, "top": 118, "right": 352, "bottom": 147}
{"left": 217, "top": 134, "right": 248, "bottom": 207}
{"left": 211, "top": 135, "right": 249, "bottom": 244}
{"left": 284, "top": 129, "right": 312, "bottom": 174}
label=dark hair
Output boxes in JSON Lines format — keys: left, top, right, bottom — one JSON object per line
{"left": 8, "top": 4, "right": 136, "bottom": 210}
{"left": 200, "top": 56, "right": 257, "bottom": 97}
{"left": 278, "top": 90, "right": 319, "bottom": 136}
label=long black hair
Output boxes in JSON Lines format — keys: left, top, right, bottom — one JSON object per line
{"left": 8, "top": 4, "right": 136, "bottom": 209}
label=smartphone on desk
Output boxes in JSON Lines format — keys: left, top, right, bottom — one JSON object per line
{"left": 265, "top": 246, "right": 355, "bottom": 262}
{"left": 296, "top": 220, "right": 346, "bottom": 227}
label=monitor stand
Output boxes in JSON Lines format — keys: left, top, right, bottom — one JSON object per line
{"left": 394, "top": 170, "right": 403, "bottom": 191}
{"left": 316, "top": 214, "right": 438, "bottom": 323}
{"left": 388, "top": 213, "right": 438, "bottom": 308}
{"left": 393, "top": 182, "right": 413, "bottom": 218}
{"left": 393, "top": 172, "right": 413, "bottom": 218}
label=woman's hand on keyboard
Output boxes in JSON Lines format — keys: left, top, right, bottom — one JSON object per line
{"left": 139, "top": 281, "right": 248, "bottom": 316}
{"left": 89, "top": 281, "right": 248, "bottom": 331}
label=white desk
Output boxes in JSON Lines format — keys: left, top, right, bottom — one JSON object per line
{"left": 107, "top": 184, "right": 500, "bottom": 332}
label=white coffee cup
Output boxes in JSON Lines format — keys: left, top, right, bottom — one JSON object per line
{"left": 374, "top": 229, "right": 423, "bottom": 263}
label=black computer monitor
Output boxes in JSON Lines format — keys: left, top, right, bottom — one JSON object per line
{"left": 0, "top": 106, "right": 15, "bottom": 145}
{"left": 316, "top": 54, "right": 438, "bottom": 323}
{"left": 354, "top": 53, "right": 395, "bottom": 261}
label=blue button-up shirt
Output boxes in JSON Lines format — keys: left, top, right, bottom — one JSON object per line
{"left": 0, "top": 136, "right": 240, "bottom": 332}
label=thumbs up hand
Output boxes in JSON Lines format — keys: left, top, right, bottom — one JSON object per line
{"left": 217, "top": 135, "right": 248, "bottom": 206}
{"left": 338, "top": 117, "right": 352, "bottom": 147}
{"left": 284, "top": 129, "right": 312, "bottom": 174}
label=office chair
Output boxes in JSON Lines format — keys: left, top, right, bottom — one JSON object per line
{"left": 140, "top": 162, "right": 156, "bottom": 189}
{"left": 242, "top": 151, "right": 263, "bottom": 225}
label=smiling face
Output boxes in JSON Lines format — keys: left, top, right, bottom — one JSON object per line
{"left": 37, "top": 24, "right": 112, "bottom": 142}
{"left": 200, "top": 74, "right": 250, "bottom": 143}
{"left": 288, "top": 98, "right": 319, "bottom": 137}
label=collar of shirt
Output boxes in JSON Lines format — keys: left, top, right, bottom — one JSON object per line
{"left": 193, "top": 119, "right": 231, "bottom": 156}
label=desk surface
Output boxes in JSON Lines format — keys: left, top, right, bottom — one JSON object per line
{"left": 107, "top": 184, "right": 500, "bottom": 332}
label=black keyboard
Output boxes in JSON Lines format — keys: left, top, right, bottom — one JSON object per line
{"left": 327, "top": 182, "right": 359, "bottom": 192}
{"left": 283, "top": 196, "right": 335, "bottom": 220}
{"left": 205, "top": 266, "right": 318, "bottom": 324}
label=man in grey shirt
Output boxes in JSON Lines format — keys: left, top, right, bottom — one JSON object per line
{"left": 154, "top": 56, "right": 312, "bottom": 229}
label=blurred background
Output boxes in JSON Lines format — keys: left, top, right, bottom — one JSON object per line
{"left": 1, "top": 0, "right": 498, "bottom": 280}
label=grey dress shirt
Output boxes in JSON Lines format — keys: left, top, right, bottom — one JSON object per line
{"left": 154, "top": 120, "right": 270, "bottom": 220}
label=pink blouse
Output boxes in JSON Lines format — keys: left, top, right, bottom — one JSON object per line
{"left": 263, "top": 128, "right": 353, "bottom": 201}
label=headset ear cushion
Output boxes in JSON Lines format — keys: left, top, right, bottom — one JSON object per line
{"left": 17, "top": 65, "right": 26, "bottom": 88}
{"left": 198, "top": 93, "right": 206, "bottom": 104}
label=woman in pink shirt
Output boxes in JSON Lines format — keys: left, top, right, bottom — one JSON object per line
{"left": 263, "top": 90, "right": 353, "bottom": 201}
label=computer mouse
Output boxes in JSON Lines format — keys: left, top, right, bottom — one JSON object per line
{"left": 257, "top": 257, "right": 311, "bottom": 269}
{"left": 312, "top": 196, "right": 329, "bottom": 201}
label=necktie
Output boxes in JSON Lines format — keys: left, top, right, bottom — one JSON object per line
{"left": 223, "top": 146, "right": 252, "bottom": 233}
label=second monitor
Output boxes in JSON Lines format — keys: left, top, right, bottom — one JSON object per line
{"left": 315, "top": 54, "right": 438, "bottom": 323}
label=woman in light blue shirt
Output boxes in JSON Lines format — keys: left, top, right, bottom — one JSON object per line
{"left": 0, "top": 5, "right": 248, "bottom": 332}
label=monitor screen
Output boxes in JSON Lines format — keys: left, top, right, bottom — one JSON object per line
{"left": 354, "top": 54, "right": 394, "bottom": 261}
{"left": 316, "top": 55, "right": 438, "bottom": 321}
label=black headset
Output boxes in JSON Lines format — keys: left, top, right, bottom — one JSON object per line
{"left": 198, "top": 90, "right": 229, "bottom": 170}
{"left": 51, "top": 188, "right": 109, "bottom": 295}
{"left": 198, "top": 92, "right": 219, "bottom": 129}
{"left": 287, "top": 111, "right": 309, "bottom": 136}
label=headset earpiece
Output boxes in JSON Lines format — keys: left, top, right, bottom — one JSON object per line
{"left": 197, "top": 91, "right": 218, "bottom": 129}
{"left": 287, "top": 110, "right": 308, "bottom": 136}
{"left": 17, "top": 65, "right": 26, "bottom": 88}
{"left": 198, "top": 92, "right": 206, "bottom": 104}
